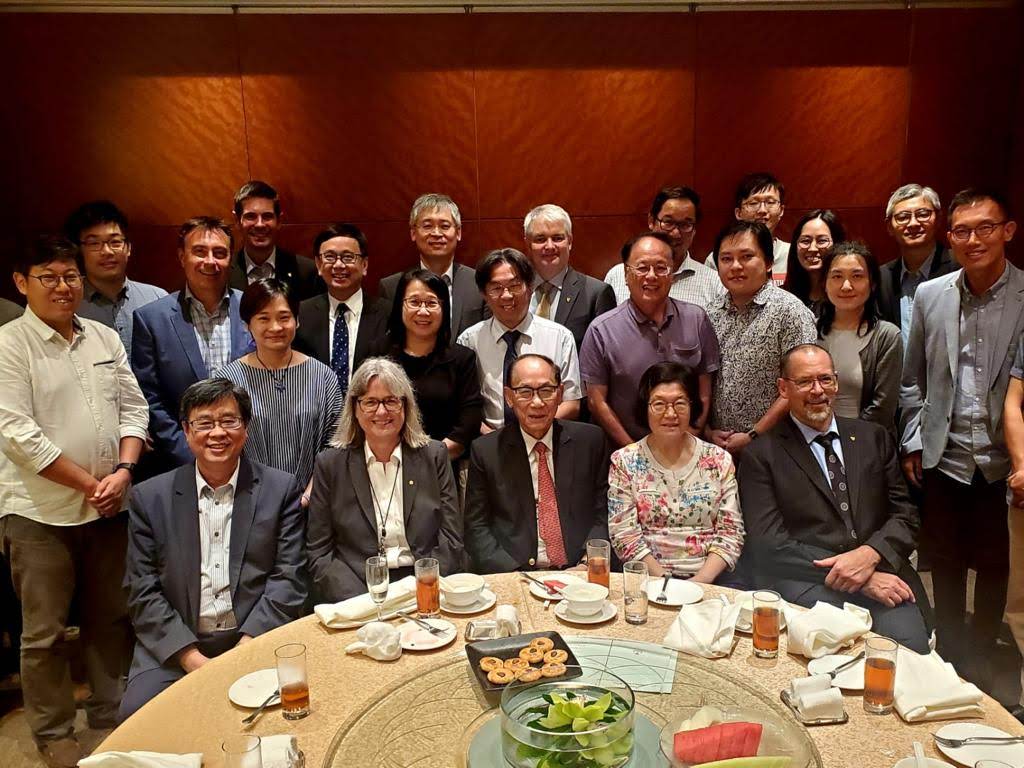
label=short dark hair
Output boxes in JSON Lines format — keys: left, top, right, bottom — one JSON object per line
{"left": 14, "top": 235, "right": 79, "bottom": 276}
{"left": 386, "top": 269, "right": 452, "bottom": 352}
{"left": 780, "top": 343, "right": 834, "bottom": 378}
{"left": 620, "top": 231, "right": 675, "bottom": 263}
{"left": 313, "top": 223, "right": 368, "bottom": 259}
{"left": 782, "top": 210, "right": 847, "bottom": 304}
{"left": 179, "top": 216, "right": 234, "bottom": 253}
{"left": 63, "top": 200, "right": 129, "bottom": 244}
{"left": 475, "top": 248, "right": 534, "bottom": 291}
{"left": 506, "top": 353, "right": 562, "bottom": 388}
{"left": 635, "top": 362, "right": 703, "bottom": 430}
{"left": 817, "top": 241, "right": 882, "bottom": 337}
{"left": 948, "top": 187, "right": 1012, "bottom": 222}
{"left": 239, "top": 278, "right": 300, "bottom": 325}
{"left": 734, "top": 172, "right": 786, "bottom": 208}
{"left": 711, "top": 220, "right": 774, "bottom": 269}
{"left": 233, "top": 180, "right": 280, "bottom": 217}
{"left": 649, "top": 186, "right": 702, "bottom": 222}
{"left": 179, "top": 377, "right": 252, "bottom": 425}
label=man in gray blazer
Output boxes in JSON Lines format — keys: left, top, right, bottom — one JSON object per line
{"left": 900, "top": 188, "right": 1022, "bottom": 686}
{"left": 120, "top": 379, "right": 306, "bottom": 720}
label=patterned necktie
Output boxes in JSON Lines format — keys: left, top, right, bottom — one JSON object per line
{"left": 533, "top": 442, "right": 567, "bottom": 567}
{"left": 501, "top": 330, "right": 521, "bottom": 426}
{"left": 249, "top": 262, "right": 273, "bottom": 283}
{"left": 536, "top": 282, "right": 555, "bottom": 320}
{"left": 332, "top": 303, "right": 350, "bottom": 395}
{"left": 813, "top": 432, "right": 855, "bottom": 532}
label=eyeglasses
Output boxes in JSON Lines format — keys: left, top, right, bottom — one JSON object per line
{"left": 949, "top": 221, "right": 1006, "bottom": 243}
{"left": 892, "top": 209, "right": 935, "bottom": 226}
{"left": 81, "top": 237, "right": 128, "bottom": 254}
{"left": 649, "top": 399, "right": 690, "bottom": 415}
{"left": 740, "top": 198, "right": 782, "bottom": 213}
{"left": 188, "top": 416, "right": 244, "bottom": 432}
{"left": 319, "top": 251, "right": 362, "bottom": 265}
{"left": 627, "top": 263, "right": 672, "bottom": 277}
{"left": 484, "top": 281, "right": 526, "bottom": 299}
{"left": 417, "top": 221, "right": 456, "bottom": 234}
{"left": 785, "top": 374, "right": 839, "bottom": 391}
{"left": 28, "top": 272, "right": 84, "bottom": 289}
{"left": 403, "top": 297, "right": 442, "bottom": 311}
{"left": 357, "top": 396, "right": 404, "bottom": 414}
{"left": 529, "top": 233, "right": 569, "bottom": 245}
{"left": 510, "top": 385, "right": 559, "bottom": 403}
{"left": 653, "top": 217, "right": 696, "bottom": 233}
{"left": 797, "top": 236, "right": 833, "bottom": 249}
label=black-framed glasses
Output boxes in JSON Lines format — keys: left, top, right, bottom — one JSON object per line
{"left": 740, "top": 198, "right": 781, "bottom": 212}
{"left": 784, "top": 374, "right": 838, "bottom": 391}
{"left": 319, "top": 251, "right": 362, "bottom": 265}
{"left": 188, "top": 416, "right": 244, "bottom": 432}
{"left": 81, "top": 237, "right": 128, "bottom": 254}
{"left": 627, "top": 263, "right": 672, "bottom": 277}
{"left": 484, "top": 281, "right": 526, "bottom": 299}
{"left": 892, "top": 209, "right": 935, "bottom": 226}
{"left": 797, "top": 236, "right": 833, "bottom": 249}
{"left": 27, "top": 273, "right": 84, "bottom": 289}
{"left": 357, "top": 396, "right": 404, "bottom": 414}
{"left": 417, "top": 221, "right": 456, "bottom": 234}
{"left": 949, "top": 221, "right": 1006, "bottom": 243}
{"left": 510, "top": 385, "right": 559, "bottom": 403}
{"left": 648, "top": 399, "right": 690, "bottom": 415}
{"left": 653, "top": 217, "right": 696, "bottom": 233}
{"left": 403, "top": 297, "right": 442, "bottom": 311}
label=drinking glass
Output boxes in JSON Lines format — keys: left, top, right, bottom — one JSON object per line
{"left": 222, "top": 735, "right": 262, "bottom": 768}
{"left": 622, "top": 561, "right": 649, "bottom": 625}
{"left": 973, "top": 762, "right": 1015, "bottom": 768}
{"left": 364, "top": 555, "right": 389, "bottom": 621}
{"left": 751, "top": 590, "right": 781, "bottom": 659}
{"left": 586, "top": 539, "right": 611, "bottom": 589}
{"left": 274, "top": 643, "right": 310, "bottom": 720}
{"left": 415, "top": 557, "right": 440, "bottom": 618}
{"left": 863, "top": 636, "right": 898, "bottom": 714}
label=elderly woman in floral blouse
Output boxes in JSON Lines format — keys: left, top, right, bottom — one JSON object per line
{"left": 608, "top": 362, "right": 745, "bottom": 584}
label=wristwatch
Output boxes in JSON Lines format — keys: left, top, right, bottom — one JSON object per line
{"left": 746, "top": 428, "right": 759, "bottom": 441}
{"left": 115, "top": 462, "right": 137, "bottom": 478}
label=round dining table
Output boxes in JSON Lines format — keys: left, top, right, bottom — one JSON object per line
{"left": 99, "top": 573, "right": 1024, "bottom": 768}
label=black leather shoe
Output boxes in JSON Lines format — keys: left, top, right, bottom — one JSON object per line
{"left": 1009, "top": 705, "right": 1024, "bottom": 725}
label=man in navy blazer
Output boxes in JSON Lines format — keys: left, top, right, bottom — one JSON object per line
{"left": 120, "top": 378, "right": 306, "bottom": 720}
{"left": 132, "top": 217, "right": 252, "bottom": 467}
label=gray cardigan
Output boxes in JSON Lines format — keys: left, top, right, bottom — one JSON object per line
{"left": 820, "top": 320, "right": 902, "bottom": 433}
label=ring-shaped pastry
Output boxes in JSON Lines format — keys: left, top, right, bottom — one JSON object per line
{"left": 540, "top": 662, "right": 567, "bottom": 678}
{"left": 516, "top": 667, "right": 542, "bottom": 682}
{"left": 503, "top": 657, "right": 530, "bottom": 671}
{"left": 519, "top": 646, "right": 545, "bottom": 664}
{"left": 529, "top": 637, "right": 555, "bottom": 652}
{"left": 479, "top": 656, "right": 504, "bottom": 672}
{"left": 487, "top": 667, "right": 517, "bottom": 685}
{"left": 543, "top": 649, "right": 568, "bottom": 664}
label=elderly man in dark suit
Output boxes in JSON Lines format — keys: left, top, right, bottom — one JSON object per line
{"left": 120, "top": 378, "right": 306, "bottom": 720}
{"left": 465, "top": 354, "right": 610, "bottom": 573}
{"left": 739, "top": 343, "right": 930, "bottom": 653}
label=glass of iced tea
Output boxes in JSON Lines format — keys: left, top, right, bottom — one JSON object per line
{"left": 863, "top": 636, "right": 898, "bottom": 714}
{"left": 274, "top": 643, "right": 310, "bottom": 720}
{"left": 587, "top": 539, "right": 611, "bottom": 589}
{"left": 222, "top": 735, "right": 262, "bottom": 768}
{"left": 415, "top": 557, "right": 440, "bottom": 618}
{"left": 751, "top": 590, "right": 781, "bottom": 659}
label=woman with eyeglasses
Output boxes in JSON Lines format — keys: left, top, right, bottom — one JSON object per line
{"left": 782, "top": 210, "right": 847, "bottom": 315}
{"left": 608, "top": 362, "right": 745, "bottom": 584}
{"left": 219, "top": 279, "right": 342, "bottom": 505}
{"left": 306, "top": 357, "right": 462, "bottom": 602}
{"left": 817, "top": 241, "right": 902, "bottom": 432}
{"left": 384, "top": 269, "right": 482, "bottom": 460}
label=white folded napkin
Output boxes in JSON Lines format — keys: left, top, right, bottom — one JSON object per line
{"left": 260, "top": 735, "right": 300, "bottom": 768}
{"left": 344, "top": 621, "right": 402, "bottom": 661}
{"left": 662, "top": 598, "right": 741, "bottom": 658}
{"left": 78, "top": 752, "right": 202, "bottom": 768}
{"left": 787, "top": 602, "right": 872, "bottom": 658}
{"left": 790, "top": 673, "right": 831, "bottom": 700}
{"left": 797, "top": 687, "right": 845, "bottom": 720}
{"left": 496, "top": 604, "right": 520, "bottom": 637}
{"left": 314, "top": 575, "right": 417, "bottom": 629}
{"left": 894, "top": 649, "right": 984, "bottom": 722}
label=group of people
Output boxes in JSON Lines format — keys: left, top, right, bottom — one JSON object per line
{"left": 0, "top": 174, "right": 1022, "bottom": 768}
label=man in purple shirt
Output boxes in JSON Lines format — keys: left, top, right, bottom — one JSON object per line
{"left": 580, "top": 232, "right": 720, "bottom": 447}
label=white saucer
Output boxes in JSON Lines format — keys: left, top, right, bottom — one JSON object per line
{"left": 934, "top": 722, "right": 1024, "bottom": 767}
{"left": 228, "top": 668, "right": 279, "bottom": 708}
{"left": 399, "top": 618, "right": 457, "bottom": 651}
{"left": 441, "top": 588, "right": 497, "bottom": 615}
{"left": 554, "top": 600, "right": 617, "bottom": 624}
{"left": 807, "top": 654, "right": 865, "bottom": 691}
{"left": 645, "top": 578, "right": 704, "bottom": 607}
{"left": 527, "top": 573, "right": 585, "bottom": 601}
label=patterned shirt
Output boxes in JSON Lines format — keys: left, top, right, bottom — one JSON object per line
{"left": 604, "top": 254, "right": 723, "bottom": 310}
{"left": 196, "top": 463, "right": 239, "bottom": 634}
{"left": 78, "top": 278, "right": 168, "bottom": 354}
{"left": 608, "top": 436, "right": 744, "bottom": 574}
{"left": 185, "top": 286, "right": 232, "bottom": 376}
{"left": 707, "top": 282, "right": 817, "bottom": 432}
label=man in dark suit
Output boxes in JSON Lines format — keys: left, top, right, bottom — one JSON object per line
{"left": 465, "top": 353, "right": 609, "bottom": 573}
{"left": 739, "top": 343, "right": 930, "bottom": 653}
{"left": 377, "top": 194, "right": 488, "bottom": 339}
{"left": 523, "top": 203, "right": 616, "bottom": 350}
{"left": 229, "top": 180, "right": 319, "bottom": 301}
{"left": 132, "top": 217, "right": 253, "bottom": 467}
{"left": 293, "top": 223, "right": 389, "bottom": 394}
{"left": 879, "top": 183, "right": 957, "bottom": 342}
{"left": 120, "top": 378, "right": 306, "bottom": 720}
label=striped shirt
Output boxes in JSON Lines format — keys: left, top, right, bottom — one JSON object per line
{"left": 604, "top": 254, "right": 723, "bottom": 310}
{"left": 185, "top": 286, "right": 232, "bottom": 375}
{"left": 219, "top": 357, "right": 342, "bottom": 488}
{"left": 196, "top": 462, "right": 239, "bottom": 634}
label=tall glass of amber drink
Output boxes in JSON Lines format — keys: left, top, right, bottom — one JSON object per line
{"left": 415, "top": 557, "right": 441, "bottom": 618}
{"left": 275, "top": 643, "right": 309, "bottom": 720}
{"left": 586, "top": 540, "right": 611, "bottom": 589}
{"left": 751, "top": 590, "right": 781, "bottom": 659}
{"left": 863, "top": 636, "right": 898, "bottom": 714}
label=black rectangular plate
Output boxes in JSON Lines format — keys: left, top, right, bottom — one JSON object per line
{"left": 465, "top": 630, "right": 581, "bottom": 692}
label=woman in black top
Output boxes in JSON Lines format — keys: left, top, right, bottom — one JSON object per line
{"left": 782, "top": 209, "right": 847, "bottom": 316}
{"left": 386, "top": 269, "right": 482, "bottom": 460}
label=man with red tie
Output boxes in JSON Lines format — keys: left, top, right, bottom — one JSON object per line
{"left": 464, "top": 354, "right": 610, "bottom": 572}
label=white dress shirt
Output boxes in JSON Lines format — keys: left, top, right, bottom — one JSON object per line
{"left": 327, "top": 288, "right": 363, "bottom": 384}
{"left": 196, "top": 462, "right": 241, "bottom": 634}
{"left": 530, "top": 266, "right": 569, "bottom": 320}
{"left": 791, "top": 415, "right": 845, "bottom": 489}
{"left": 365, "top": 442, "right": 412, "bottom": 569}
{"left": 521, "top": 426, "right": 556, "bottom": 567}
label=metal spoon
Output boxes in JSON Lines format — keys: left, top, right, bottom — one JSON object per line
{"left": 242, "top": 688, "right": 280, "bottom": 726}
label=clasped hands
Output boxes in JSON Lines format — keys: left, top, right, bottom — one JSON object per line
{"left": 813, "top": 545, "right": 915, "bottom": 608}
{"left": 87, "top": 467, "right": 133, "bottom": 517}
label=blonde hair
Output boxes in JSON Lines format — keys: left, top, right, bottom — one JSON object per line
{"left": 331, "top": 357, "right": 430, "bottom": 449}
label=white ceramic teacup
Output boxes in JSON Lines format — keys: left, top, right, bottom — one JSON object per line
{"left": 562, "top": 582, "right": 609, "bottom": 617}
{"left": 440, "top": 573, "right": 485, "bottom": 607}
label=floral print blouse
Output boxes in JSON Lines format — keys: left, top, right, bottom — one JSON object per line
{"left": 608, "top": 436, "right": 745, "bottom": 575}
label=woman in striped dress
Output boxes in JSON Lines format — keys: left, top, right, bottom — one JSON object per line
{"left": 220, "top": 278, "right": 342, "bottom": 506}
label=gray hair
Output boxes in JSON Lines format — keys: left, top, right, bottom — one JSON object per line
{"left": 885, "top": 184, "right": 941, "bottom": 220}
{"left": 524, "top": 204, "right": 573, "bottom": 238}
{"left": 409, "top": 194, "right": 461, "bottom": 229}
{"left": 331, "top": 357, "right": 430, "bottom": 449}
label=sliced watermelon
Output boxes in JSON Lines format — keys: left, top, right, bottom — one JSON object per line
{"left": 674, "top": 721, "right": 763, "bottom": 764}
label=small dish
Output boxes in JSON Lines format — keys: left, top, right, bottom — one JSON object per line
{"left": 526, "top": 572, "right": 585, "bottom": 601}
{"left": 934, "top": 723, "right": 1024, "bottom": 767}
{"left": 554, "top": 600, "right": 617, "bottom": 625}
{"left": 465, "top": 631, "right": 580, "bottom": 693}
{"left": 779, "top": 689, "right": 848, "bottom": 726}
{"left": 645, "top": 578, "right": 704, "bottom": 607}
{"left": 228, "top": 668, "right": 279, "bottom": 708}
{"left": 807, "top": 653, "right": 866, "bottom": 691}
{"left": 441, "top": 588, "right": 497, "bottom": 615}
{"left": 399, "top": 618, "right": 457, "bottom": 651}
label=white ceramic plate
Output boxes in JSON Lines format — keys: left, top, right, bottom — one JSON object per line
{"left": 645, "top": 578, "right": 704, "bottom": 607}
{"left": 228, "top": 668, "right": 279, "bottom": 708}
{"left": 934, "top": 722, "right": 1024, "bottom": 767}
{"left": 399, "top": 618, "right": 457, "bottom": 651}
{"left": 892, "top": 758, "right": 954, "bottom": 768}
{"left": 554, "top": 600, "right": 617, "bottom": 625}
{"left": 526, "top": 572, "right": 585, "bottom": 601}
{"left": 441, "top": 588, "right": 497, "bottom": 615}
{"left": 807, "top": 654, "right": 866, "bottom": 691}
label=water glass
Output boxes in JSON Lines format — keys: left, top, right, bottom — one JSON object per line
{"left": 751, "top": 590, "right": 781, "bottom": 659}
{"left": 973, "top": 762, "right": 1015, "bottom": 768}
{"left": 622, "top": 561, "right": 649, "bottom": 625}
{"left": 364, "top": 555, "right": 389, "bottom": 621}
{"left": 275, "top": 643, "right": 310, "bottom": 720}
{"left": 222, "top": 735, "right": 262, "bottom": 768}
{"left": 586, "top": 539, "right": 611, "bottom": 589}
{"left": 863, "top": 636, "right": 898, "bottom": 714}
{"left": 415, "top": 557, "right": 440, "bottom": 618}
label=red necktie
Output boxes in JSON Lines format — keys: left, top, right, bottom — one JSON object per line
{"left": 534, "top": 442, "right": 567, "bottom": 567}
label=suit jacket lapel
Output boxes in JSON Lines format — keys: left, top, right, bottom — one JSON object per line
{"left": 353, "top": 299, "right": 379, "bottom": 364}
{"left": 171, "top": 293, "right": 208, "bottom": 379}
{"left": 501, "top": 427, "right": 538, "bottom": 548}
{"left": 348, "top": 448, "right": 378, "bottom": 534}
{"left": 173, "top": 465, "right": 202, "bottom": 626}
{"left": 401, "top": 446, "right": 419, "bottom": 527}
{"left": 276, "top": 250, "right": 297, "bottom": 286}
{"left": 991, "top": 271, "right": 1024, "bottom": 392}
{"left": 778, "top": 420, "right": 839, "bottom": 513}
{"left": 837, "top": 420, "right": 861, "bottom": 520}
{"left": 307, "top": 295, "right": 331, "bottom": 362}
{"left": 229, "top": 252, "right": 248, "bottom": 292}
{"left": 941, "top": 280, "right": 961, "bottom": 381}
{"left": 554, "top": 269, "right": 581, "bottom": 325}
{"left": 551, "top": 422, "right": 575, "bottom": 535}
{"left": 228, "top": 459, "right": 257, "bottom": 601}
{"left": 886, "top": 262, "right": 901, "bottom": 324}
{"left": 228, "top": 291, "right": 253, "bottom": 358}
{"left": 452, "top": 264, "right": 475, "bottom": 332}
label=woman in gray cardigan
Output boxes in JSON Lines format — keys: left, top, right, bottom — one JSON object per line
{"left": 817, "top": 242, "right": 903, "bottom": 434}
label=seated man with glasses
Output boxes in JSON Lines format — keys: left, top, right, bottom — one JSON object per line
{"left": 457, "top": 248, "right": 582, "bottom": 433}
{"left": 465, "top": 354, "right": 609, "bottom": 573}
{"left": 581, "top": 231, "right": 720, "bottom": 448}
{"left": 739, "top": 344, "right": 930, "bottom": 653}
{"left": 706, "top": 172, "right": 790, "bottom": 285}
{"left": 120, "top": 378, "right": 306, "bottom": 720}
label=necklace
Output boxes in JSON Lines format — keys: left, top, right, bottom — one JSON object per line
{"left": 255, "top": 349, "right": 293, "bottom": 393}
{"left": 369, "top": 456, "right": 402, "bottom": 557}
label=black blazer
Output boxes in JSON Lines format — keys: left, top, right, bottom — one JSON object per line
{"left": 552, "top": 267, "right": 617, "bottom": 350}
{"left": 737, "top": 416, "right": 924, "bottom": 604}
{"left": 378, "top": 261, "right": 489, "bottom": 339}
{"left": 293, "top": 292, "right": 391, "bottom": 371}
{"left": 877, "top": 244, "right": 957, "bottom": 330}
{"left": 229, "top": 248, "right": 322, "bottom": 302}
{"left": 306, "top": 439, "right": 463, "bottom": 602}
{"left": 124, "top": 458, "right": 307, "bottom": 677}
{"left": 465, "top": 420, "right": 610, "bottom": 573}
